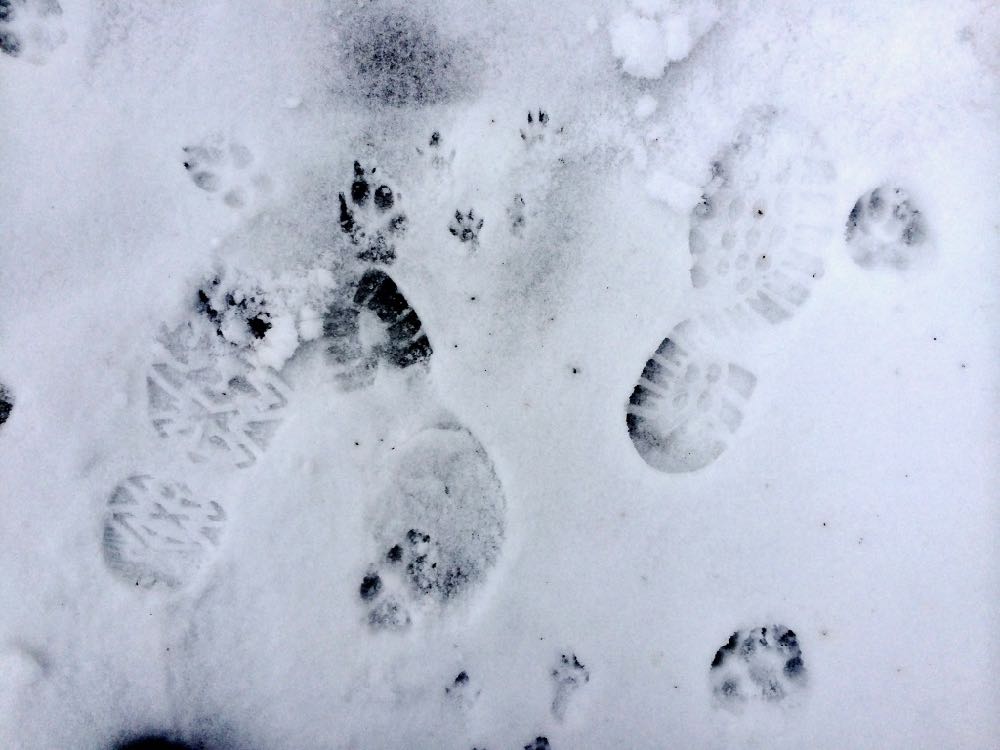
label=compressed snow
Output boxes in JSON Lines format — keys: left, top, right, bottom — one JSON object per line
{"left": 0, "top": 0, "right": 998, "bottom": 748}
{"left": 634, "top": 94, "right": 658, "bottom": 119}
{"left": 610, "top": 0, "right": 720, "bottom": 79}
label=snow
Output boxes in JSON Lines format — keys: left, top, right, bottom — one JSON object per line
{"left": 610, "top": 0, "right": 720, "bottom": 78}
{"left": 0, "top": 0, "right": 998, "bottom": 749}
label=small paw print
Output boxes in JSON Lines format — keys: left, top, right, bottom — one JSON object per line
{"left": 449, "top": 209, "right": 483, "bottom": 245}
{"left": 0, "top": 0, "right": 66, "bottom": 64}
{"left": 551, "top": 652, "right": 589, "bottom": 720}
{"left": 520, "top": 109, "right": 558, "bottom": 146}
{"left": 524, "top": 738, "right": 551, "bottom": 750}
{"left": 445, "top": 670, "right": 480, "bottom": 708}
{"left": 338, "top": 160, "right": 407, "bottom": 265}
{"left": 416, "top": 130, "right": 454, "bottom": 168}
{"left": 507, "top": 193, "right": 526, "bottom": 236}
{"left": 182, "top": 135, "right": 272, "bottom": 211}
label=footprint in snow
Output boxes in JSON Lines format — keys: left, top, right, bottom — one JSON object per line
{"left": 845, "top": 184, "right": 927, "bottom": 270}
{"left": 0, "top": 0, "right": 66, "bottom": 65}
{"left": 710, "top": 624, "right": 806, "bottom": 707}
{"left": 101, "top": 475, "right": 226, "bottom": 590}
{"left": 182, "top": 135, "right": 273, "bottom": 212}
{"left": 627, "top": 108, "right": 836, "bottom": 472}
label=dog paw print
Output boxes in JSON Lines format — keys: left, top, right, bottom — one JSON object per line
{"left": 845, "top": 185, "right": 926, "bottom": 269}
{"left": 338, "top": 160, "right": 407, "bottom": 265}
{"left": 360, "top": 526, "right": 463, "bottom": 630}
{"left": 0, "top": 0, "right": 66, "bottom": 64}
{"left": 520, "top": 109, "right": 556, "bottom": 146}
{"left": 710, "top": 625, "right": 806, "bottom": 706}
{"left": 551, "top": 652, "right": 589, "bottom": 720}
{"left": 416, "top": 130, "right": 455, "bottom": 168}
{"left": 449, "top": 209, "right": 483, "bottom": 245}
{"left": 361, "top": 427, "right": 506, "bottom": 629}
{"left": 182, "top": 136, "right": 272, "bottom": 210}
{"left": 194, "top": 274, "right": 273, "bottom": 346}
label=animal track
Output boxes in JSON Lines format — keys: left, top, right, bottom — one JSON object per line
{"left": 551, "top": 652, "right": 589, "bottom": 720}
{"left": 361, "top": 426, "right": 505, "bottom": 629}
{"left": 338, "top": 160, "right": 407, "bottom": 265}
{"left": 147, "top": 319, "right": 290, "bottom": 469}
{"left": 182, "top": 135, "right": 272, "bottom": 210}
{"left": 101, "top": 475, "right": 226, "bottom": 589}
{"left": 449, "top": 209, "right": 483, "bottom": 245}
{"left": 688, "top": 110, "right": 835, "bottom": 327}
{"left": 507, "top": 193, "right": 527, "bottom": 235}
{"left": 627, "top": 319, "right": 756, "bottom": 473}
{"left": 445, "top": 670, "right": 480, "bottom": 708}
{"left": 520, "top": 109, "right": 559, "bottom": 146}
{"left": 416, "top": 130, "right": 454, "bottom": 168}
{"left": 0, "top": 382, "right": 12, "bottom": 430}
{"left": 195, "top": 274, "right": 273, "bottom": 346}
{"left": 0, "top": 0, "right": 66, "bottom": 64}
{"left": 524, "top": 738, "right": 551, "bottom": 750}
{"left": 845, "top": 185, "right": 926, "bottom": 269}
{"left": 710, "top": 625, "right": 805, "bottom": 706}
{"left": 322, "top": 268, "right": 432, "bottom": 390}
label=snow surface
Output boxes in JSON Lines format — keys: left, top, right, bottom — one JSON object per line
{"left": 0, "top": 0, "right": 998, "bottom": 748}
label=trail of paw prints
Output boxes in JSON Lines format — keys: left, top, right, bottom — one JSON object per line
{"left": 710, "top": 625, "right": 805, "bottom": 707}
{"left": 182, "top": 135, "right": 273, "bottom": 211}
{"left": 0, "top": 0, "right": 66, "bottom": 65}
{"left": 551, "top": 651, "right": 590, "bottom": 721}
{"left": 147, "top": 274, "right": 291, "bottom": 470}
{"left": 0, "top": 382, "right": 12, "bottom": 431}
{"left": 509, "top": 107, "right": 566, "bottom": 239}
{"left": 322, "top": 267, "right": 432, "bottom": 391}
{"left": 627, "top": 109, "right": 836, "bottom": 473}
{"left": 338, "top": 160, "right": 408, "bottom": 265}
{"left": 101, "top": 475, "right": 226, "bottom": 589}
{"left": 359, "top": 425, "right": 505, "bottom": 630}
{"left": 627, "top": 318, "right": 756, "bottom": 473}
{"left": 845, "top": 185, "right": 926, "bottom": 270}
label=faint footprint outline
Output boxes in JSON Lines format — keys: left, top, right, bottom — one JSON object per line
{"left": 182, "top": 134, "right": 273, "bottom": 211}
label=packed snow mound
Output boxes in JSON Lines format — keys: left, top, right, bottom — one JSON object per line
{"left": 610, "top": 0, "right": 721, "bottom": 78}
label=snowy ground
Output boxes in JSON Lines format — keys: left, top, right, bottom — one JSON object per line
{"left": 1, "top": 1, "right": 998, "bottom": 748}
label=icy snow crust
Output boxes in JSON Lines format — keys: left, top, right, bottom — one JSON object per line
{"left": 1, "top": 0, "right": 998, "bottom": 748}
